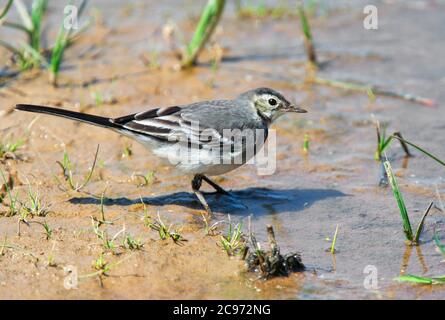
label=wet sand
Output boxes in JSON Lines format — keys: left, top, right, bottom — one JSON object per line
{"left": 1, "top": 0, "right": 445, "bottom": 299}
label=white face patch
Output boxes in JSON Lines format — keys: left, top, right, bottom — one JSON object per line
{"left": 254, "top": 93, "right": 284, "bottom": 121}
{"left": 261, "top": 94, "right": 280, "bottom": 107}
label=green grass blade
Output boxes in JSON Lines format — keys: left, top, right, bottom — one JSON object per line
{"left": 20, "top": 42, "right": 47, "bottom": 67}
{"left": 383, "top": 160, "right": 413, "bottom": 241}
{"left": 413, "top": 202, "right": 433, "bottom": 244}
{"left": 49, "top": 0, "right": 88, "bottom": 85}
{"left": 30, "top": 0, "right": 48, "bottom": 51}
{"left": 0, "top": 0, "right": 14, "bottom": 19}
{"left": 390, "top": 135, "right": 445, "bottom": 168}
{"left": 74, "top": 144, "right": 99, "bottom": 191}
{"left": 395, "top": 274, "right": 445, "bottom": 285}
{"left": 330, "top": 224, "right": 339, "bottom": 254}
{"left": 297, "top": 2, "right": 317, "bottom": 64}
{"left": 181, "top": 0, "right": 225, "bottom": 68}
{"left": 297, "top": 2, "right": 312, "bottom": 41}
{"left": 50, "top": 26, "right": 69, "bottom": 85}
{"left": 13, "top": 0, "right": 33, "bottom": 31}
{"left": 395, "top": 274, "right": 433, "bottom": 284}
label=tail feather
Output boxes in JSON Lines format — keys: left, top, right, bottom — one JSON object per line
{"left": 15, "top": 104, "right": 122, "bottom": 130}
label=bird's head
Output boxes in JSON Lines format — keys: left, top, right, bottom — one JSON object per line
{"left": 238, "top": 87, "right": 307, "bottom": 122}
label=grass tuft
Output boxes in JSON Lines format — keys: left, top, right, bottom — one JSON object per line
{"left": 220, "top": 215, "right": 246, "bottom": 256}
{"left": 384, "top": 160, "right": 434, "bottom": 245}
{"left": 122, "top": 234, "right": 143, "bottom": 250}
{"left": 92, "top": 218, "right": 126, "bottom": 253}
{"left": 1, "top": 0, "right": 89, "bottom": 85}
{"left": 0, "top": 137, "right": 25, "bottom": 160}
{"left": 22, "top": 183, "right": 50, "bottom": 217}
{"left": 146, "top": 213, "right": 187, "bottom": 244}
{"left": 0, "top": 170, "right": 21, "bottom": 217}
{"left": 56, "top": 145, "right": 99, "bottom": 192}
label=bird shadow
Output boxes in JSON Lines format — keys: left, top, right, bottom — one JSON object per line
{"left": 70, "top": 187, "right": 347, "bottom": 216}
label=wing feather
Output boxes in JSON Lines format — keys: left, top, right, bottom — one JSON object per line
{"left": 113, "top": 105, "right": 236, "bottom": 150}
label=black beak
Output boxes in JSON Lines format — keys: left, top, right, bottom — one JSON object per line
{"left": 286, "top": 104, "right": 308, "bottom": 113}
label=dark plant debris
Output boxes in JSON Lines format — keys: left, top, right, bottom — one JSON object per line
{"left": 244, "top": 225, "right": 305, "bottom": 279}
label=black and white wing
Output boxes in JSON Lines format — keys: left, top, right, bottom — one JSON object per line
{"left": 111, "top": 104, "right": 234, "bottom": 150}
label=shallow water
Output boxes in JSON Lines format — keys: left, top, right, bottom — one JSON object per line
{"left": 1, "top": 0, "right": 445, "bottom": 299}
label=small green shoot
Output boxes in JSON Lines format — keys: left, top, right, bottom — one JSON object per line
{"left": 47, "top": 241, "right": 57, "bottom": 267}
{"left": 91, "top": 91, "right": 104, "bottom": 106}
{"left": 413, "top": 202, "right": 434, "bottom": 244}
{"left": 302, "top": 133, "right": 310, "bottom": 154}
{"left": 330, "top": 224, "right": 339, "bottom": 254}
{"left": 297, "top": 2, "right": 317, "bottom": 66}
{"left": 375, "top": 121, "right": 391, "bottom": 161}
{"left": 374, "top": 119, "right": 411, "bottom": 161}
{"left": 201, "top": 213, "right": 222, "bottom": 236}
{"left": 0, "top": 138, "right": 25, "bottom": 160}
{"left": 220, "top": 216, "right": 245, "bottom": 256}
{"left": 90, "top": 186, "right": 118, "bottom": 226}
{"left": 132, "top": 171, "right": 155, "bottom": 187}
{"left": 122, "top": 234, "right": 143, "bottom": 250}
{"left": 49, "top": 26, "right": 69, "bottom": 86}
{"left": 181, "top": 0, "right": 225, "bottom": 68}
{"left": 49, "top": 0, "right": 88, "bottom": 86}
{"left": 121, "top": 144, "right": 133, "bottom": 158}
{"left": 92, "top": 218, "right": 125, "bottom": 253}
{"left": 42, "top": 221, "right": 52, "bottom": 240}
{"left": 23, "top": 184, "right": 50, "bottom": 217}
{"left": 147, "top": 213, "right": 186, "bottom": 244}
{"left": 0, "top": 170, "right": 21, "bottom": 217}
{"left": 29, "top": 220, "right": 52, "bottom": 240}
{"left": 384, "top": 160, "right": 434, "bottom": 245}
{"left": 56, "top": 145, "right": 100, "bottom": 192}
{"left": 92, "top": 253, "right": 108, "bottom": 272}
{"left": 79, "top": 252, "right": 133, "bottom": 285}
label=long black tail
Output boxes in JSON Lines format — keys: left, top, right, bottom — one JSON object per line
{"left": 15, "top": 104, "right": 123, "bottom": 130}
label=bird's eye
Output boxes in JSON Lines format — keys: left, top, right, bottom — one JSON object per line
{"left": 268, "top": 98, "right": 277, "bottom": 106}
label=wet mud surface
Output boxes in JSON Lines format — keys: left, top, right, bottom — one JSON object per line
{"left": 1, "top": 0, "right": 445, "bottom": 299}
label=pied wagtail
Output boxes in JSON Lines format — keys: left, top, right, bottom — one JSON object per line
{"left": 15, "top": 87, "right": 307, "bottom": 215}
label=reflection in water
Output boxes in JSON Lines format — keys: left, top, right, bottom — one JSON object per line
{"left": 261, "top": 203, "right": 285, "bottom": 234}
{"left": 416, "top": 246, "right": 428, "bottom": 274}
{"left": 402, "top": 156, "right": 410, "bottom": 170}
{"left": 400, "top": 245, "right": 412, "bottom": 274}
{"left": 331, "top": 253, "right": 337, "bottom": 272}
{"left": 399, "top": 245, "right": 428, "bottom": 275}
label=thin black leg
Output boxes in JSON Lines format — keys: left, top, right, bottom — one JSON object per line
{"left": 192, "top": 174, "right": 213, "bottom": 216}
{"left": 201, "top": 175, "right": 229, "bottom": 195}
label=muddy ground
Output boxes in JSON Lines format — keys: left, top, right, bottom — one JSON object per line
{"left": 1, "top": 0, "right": 445, "bottom": 299}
